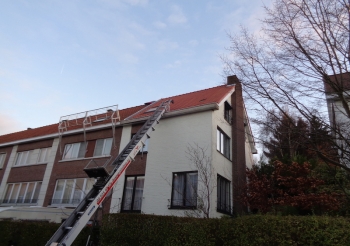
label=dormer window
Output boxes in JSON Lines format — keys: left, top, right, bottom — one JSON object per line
{"left": 224, "top": 101, "right": 232, "bottom": 123}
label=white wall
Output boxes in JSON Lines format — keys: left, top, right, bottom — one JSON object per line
{"left": 109, "top": 125, "right": 131, "bottom": 213}
{"left": 142, "top": 111, "right": 213, "bottom": 217}
{"left": 211, "top": 95, "right": 234, "bottom": 218}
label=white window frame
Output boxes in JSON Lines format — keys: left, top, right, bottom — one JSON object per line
{"left": 170, "top": 171, "right": 198, "bottom": 208}
{"left": 217, "top": 175, "right": 231, "bottom": 214}
{"left": 51, "top": 178, "right": 95, "bottom": 206}
{"left": 93, "top": 138, "right": 113, "bottom": 157}
{"left": 62, "top": 142, "right": 87, "bottom": 160}
{"left": 131, "top": 134, "right": 149, "bottom": 152}
{"left": 0, "top": 153, "right": 6, "bottom": 169}
{"left": 14, "top": 150, "right": 33, "bottom": 166}
{"left": 37, "top": 147, "right": 51, "bottom": 163}
{"left": 217, "top": 128, "right": 231, "bottom": 159}
{"left": 3, "top": 182, "right": 41, "bottom": 204}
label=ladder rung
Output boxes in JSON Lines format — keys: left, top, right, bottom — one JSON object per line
{"left": 65, "top": 227, "right": 73, "bottom": 230}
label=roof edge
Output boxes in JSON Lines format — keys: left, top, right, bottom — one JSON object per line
{"left": 0, "top": 103, "right": 219, "bottom": 147}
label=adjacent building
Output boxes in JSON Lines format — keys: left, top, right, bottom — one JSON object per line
{"left": 324, "top": 72, "right": 350, "bottom": 166}
{"left": 0, "top": 75, "right": 257, "bottom": 222}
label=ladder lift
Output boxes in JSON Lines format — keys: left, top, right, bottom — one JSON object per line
{"left": 46, "top": 100, "right": 172, "bottom": 246}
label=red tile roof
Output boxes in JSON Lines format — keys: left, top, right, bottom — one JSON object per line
{"left": 128, "top": 85, "right": 235, "bottom": 119}
{"left": 0, "top": 105, "right": 146, "bottom": 145}
{"left": 0, "top": 85, "right": 235, "bottom": 145}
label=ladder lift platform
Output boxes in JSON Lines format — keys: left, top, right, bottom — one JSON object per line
{"left": 46, "top": 99, "right": 172, "bottom": 246}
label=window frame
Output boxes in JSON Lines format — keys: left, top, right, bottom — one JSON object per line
{"left": 93, "top": 138, "right": 113, "bottom": 157}
{"left": 131, "top": 133, "right": 149, "bottom": 152}
{"left": 51, "top": 178, "right": 94, "bottom": 206}
{"left": 217, "top": 128, "right": 231, "bottom": 160}
{"left": 62, "top": 142, "right": 87, "bottom": 160}
{"left": 0, "top": 153, "right": 6, "bottom": 169}
{"left": 224, "top": 101, "right": 232, "bottom": 123}
{"left": 3, "top": 181, "right": 42, "bottom": 204}
{"left": 37, "top": 147, "right": 51, "bottom": 163}
{"left": 14, "top": 150, "right": 33, "bottom": 166}
{"left": 217, "top": 175, "right": 232, "bottom": 215}
{"left": 170, "top": 171, "right": 198, "bottom": 209}
{"left": 121, "top": 175, "right": 145, "bottom": 213}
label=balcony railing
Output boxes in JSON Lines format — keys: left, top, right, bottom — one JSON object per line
{"left": 1, "top": 198, "right": 38, "bottom": 205}
{"left": 50, "top": 198, "right": 82, "bottom": 206}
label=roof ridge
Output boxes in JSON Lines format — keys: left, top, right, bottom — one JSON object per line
{"left": 161, "top": 84, "right": 228, "bottom": 100}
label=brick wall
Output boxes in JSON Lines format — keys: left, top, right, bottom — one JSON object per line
{"left": 0, "top": 146, "right": 13, "bottom": 182}
{"left": 7, "top": 164, "right": 46, "bottom": 183}
{"left": 43, "top": 127, "right": 123, "bottom": 207}
{"left": 228, "top": 75, "right": 247, "bottom": 214}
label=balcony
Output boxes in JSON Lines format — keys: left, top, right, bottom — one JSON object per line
{"left": 1, "top": 198, "right": 38, "bottom": 205}
{"left": 50, "top": 198, "right": 82, "bottom": 207}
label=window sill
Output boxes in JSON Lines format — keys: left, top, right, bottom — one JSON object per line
{"left": 59, "top": 155, "right": 111, "bottom": 163}
{"left": 216, "top": 150, "right": 231, "bottom": 161}
{"left": 1, "top": 203, "right": 38, "bottom": 206}
{"left": 217, "top": 209, "right": 233, "bottom": 216}
{"left": 12, "top": 162, "right": 47, "bottom": 168}
{"left": 48, "top": 204, "right": 78, "bottom": 208}
{"left": 120, "top": 210, "right": 141, "bottom": 213}
{"left": 168, "top": 206, "right": 197, "bottom": 210}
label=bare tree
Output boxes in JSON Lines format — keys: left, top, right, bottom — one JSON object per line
{"left": 222, "top": 0, "right": 350, "bottom": 171}
{"left": 185, "top": 144, "right": 216, "bottom": 218}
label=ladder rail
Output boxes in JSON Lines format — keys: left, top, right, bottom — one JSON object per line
{"left": 46, "top": 100, "right": 172, "bottom": 246}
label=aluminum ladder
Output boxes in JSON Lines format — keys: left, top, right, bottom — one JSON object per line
{"left": 46, "top": 100, "right": 172, "bottom": 246}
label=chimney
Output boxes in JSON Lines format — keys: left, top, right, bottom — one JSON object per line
{"left": 227, "top": 75, "right": 240, "bottom": 85}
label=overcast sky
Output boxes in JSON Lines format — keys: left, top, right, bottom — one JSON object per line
{"left": 0, "top": 0, "right": 271, "bottom": 135}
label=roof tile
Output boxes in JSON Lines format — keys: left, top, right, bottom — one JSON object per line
{"left": 0, "top": 85, "right": 234, "bottom": 145}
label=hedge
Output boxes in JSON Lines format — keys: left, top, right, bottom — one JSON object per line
{"left": 0, "top": 220, "right": 98, "bottom": 246}
{"left": 1, "top": 214, "right": 350, "bottom": 245}
{"left": 100, "top": 214, "right": 350, "bottom": 246}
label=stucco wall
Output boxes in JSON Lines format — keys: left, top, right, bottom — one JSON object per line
{"left": 141, "top": 111, "right": 213, "bottom": 217}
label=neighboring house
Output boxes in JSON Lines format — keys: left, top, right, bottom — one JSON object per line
{"left": 0, "top": 75, "right": 257, "bottom": 222}
{"left": 324, "top": 72, "right": 350, "bottom": 166}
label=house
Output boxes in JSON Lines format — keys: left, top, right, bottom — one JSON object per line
{"left": 0, "top": 75, "right": 257, "bottom": 222}
{"left": 324, "top": 72, "right": 350, "bottom": 166}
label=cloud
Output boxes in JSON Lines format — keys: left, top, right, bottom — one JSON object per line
{"left": 189, "top": 40, "right": 198, "bottom": 46}
{"left": 167, "top": 5, "right": 187, "bottom": 24}
{"left": 0, "top": 113, "right": 23, "bottom": 135}
{"left": 124, "top": 0, "right": 148, "bottom": 6}
{"left": 157, "top": 39, "right": 179, "bottom": 52}
{"left": 120, "top": 53, "right": 139, "bottom": 64}
{"left": 165, "top": 60, "right": 182, "bottom": 69}
{"left": 153, "top": 21, "right": 167, "bottom": 29}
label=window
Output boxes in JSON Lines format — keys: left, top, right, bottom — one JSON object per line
{"left": 3, "top": 182, "right": 41, "bottom": 204}
{"left": 93, "top": 138, "right": 113, "bottom": 157}
{"left": 217, "top": 128, "right": 231, "bottom": 159}
{"left": 62, "top": 142, "right": 87, "bottom": 160}
{"left": 0, "top": 153, "right": 6, "bottom": 168}
{"left": 217, "top": 175, "right": 231, "bottom": 214}
{"left": 131, "top": 134, "right": 149, "bottom": 152}
{"left": 171, "top": 172, "right": 198, "bottom": 208}
{"left": 121, "top": 176, "right": 145, "bottom": 212}
{"left": 37, "top": 147, "right": 51, "bottom": 163}
{"left": 224, "top": 101, "right": 232, "bottom": 123}
{"left": 14, "top": 151, "right": 33, "bottom": 166}
{"left": 52, "top": 178, "right": 94, "bottom": 205}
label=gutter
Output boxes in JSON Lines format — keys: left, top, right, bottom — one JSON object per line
{"left": 0, "top": 103, "right": 219, "bottom": 147}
